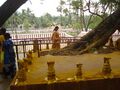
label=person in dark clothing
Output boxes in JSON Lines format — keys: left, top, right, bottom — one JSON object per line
{"left": 3, "top": 33, "right": 16, "bottom": 79}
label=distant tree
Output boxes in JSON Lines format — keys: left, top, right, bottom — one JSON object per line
{"left": 56, "top": 0, "right": 120, "bottom": 32}
{"left": 39, "top": 13, "right": 53, "bottom": 28}
{"left": 4, "top": 8, "right": 37, "bottom": 31}
{"left": 23, "top": 19, "right": 30, "bottom": 32}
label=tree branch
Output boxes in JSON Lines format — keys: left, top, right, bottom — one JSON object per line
{"left": 0, "top": 0, "right": 28, "bottom": 27}
{"left": 87, "top": 0, "right": 103, "bottom": 19}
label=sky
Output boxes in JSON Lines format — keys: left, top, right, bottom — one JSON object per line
{"left": 0, "top": 0, "right": 60, "bottom": 17}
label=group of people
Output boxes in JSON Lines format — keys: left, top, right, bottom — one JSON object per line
{"left": 0, "top": 27, "right": 16, "bottom": 79}
{"left": 0, "top": 26, "right": 60, "bottom": 79}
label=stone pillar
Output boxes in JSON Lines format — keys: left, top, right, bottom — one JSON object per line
{"left": 17, "top": 60, "right": 27, "bottom": 82}
{"left": 47, "top": 61, "right": 56, "bottom": 81}
{"left": 33, "top": 39, "right": 39, "bottom": 52}
{"left": 102, "top": 57, "right": 112, "bottom": 75}
{"left": 67, "top": 40, "right": 71, "bottom": 46}
{"left": 76, "top": 64, "right": 82, "bottom": 79}
{"left": 26, "top": 50, "right": 33, "bottom": 65}
{"left": 17, "top": 68, "right": 27, "bottom": 82}
{"left": 46, "top": 43, "right": 49, "bottom": 49}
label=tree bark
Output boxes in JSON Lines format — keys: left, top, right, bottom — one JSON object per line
{"left": 0, "top": 0, "right": 27, "bottom": 27}
{"left": 50, "top": 8, "right": 120, "bottom": 55}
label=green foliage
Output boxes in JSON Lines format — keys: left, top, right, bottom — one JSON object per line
{"left": 63, "top": 8, "right": 69, "bottom": 16}
{"left": 100, "top": 0, "right": 120, "bottom": 4}
{"left": 4, "top": 8, "right": 37, "bottom": 31}
{"left": 57, "top": 6, "right": 62, "bottom": 12}
{"left": 100, "top": 0, "right": 120, "bottom": 10}
{"left": 100, "top": 0, "right": 111, "bottom": 4}
{"left": 60, "top": 0, "right": 65, "bottom": 5}
{"left": 89, "top": 16, "right": 102, "bottom": 29}
{"left": 4, "top": 8, "right": 54, "bottom": 29}
{"left": 72, "top": 22, "right": 81, "bottom": 30}
{"left": 6, "top": 0, "right": 117, "bottom": 31}
{"left": 23, "top": 19, "right": 30, "bottom": 31}
{"left": 71, "top": 0, "right": 80, "bottom": 9}
{"left": 39, "top": 13, "right": 53, "bottom": 28}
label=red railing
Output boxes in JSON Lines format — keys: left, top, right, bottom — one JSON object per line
{"left": 13, "top": 37, "right": 80, "bottom": 60}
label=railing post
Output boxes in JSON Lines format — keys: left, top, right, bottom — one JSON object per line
{"left": 39, "top": 40, "right": 41, "bottom": 51}
{"left": 33, "top": 39, "right": 39, "bottom": 52}
{"left": 102, "top": 57, "right": 112, "bottom": 76}
{"left": 46, "top": 43, "right": 49, "bottom": 49}
{"left": 67, "top": 39, "right": 71, "bottom": 46}
{"left": 25, "top": 41, "right": 27, "bottom": 55}
{"left": 75, "top": 63, "right": 82, "bottom": 79}
{"left": 47, "top": 61, "right": 56, "bottom": 81}
{"left": 22, "top": 41, "right": 26, "bottom": 58}
{"left": 38, "top": 40, "right": 41, "bottom": 57}
{"left": 15, "top": 45, "right": 19, "bottom": 60}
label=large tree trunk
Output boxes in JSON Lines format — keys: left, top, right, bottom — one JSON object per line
{"left": 0, "top": 0, "right": 27, "bottom": 27}
{"left": 50, "top": 8, "right": 120, "bottom": 55}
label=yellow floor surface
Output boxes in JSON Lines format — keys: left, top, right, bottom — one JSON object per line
{"left": 11, "top": 51, "right": 120, "bottom": 85}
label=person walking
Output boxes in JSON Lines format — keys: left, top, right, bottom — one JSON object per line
{"left": 51, "top": 26, "right": 61, "bottom": 50}
{"left": 3, "top": 33, "right": 16, "bottom": 79}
